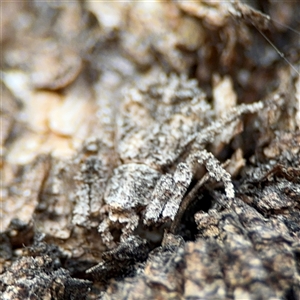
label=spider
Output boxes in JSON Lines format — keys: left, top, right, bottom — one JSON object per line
{"left": 97, "top": 73, "right": 263, "bottom": 246}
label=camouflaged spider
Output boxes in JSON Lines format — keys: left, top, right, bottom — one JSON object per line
{"left": 98, "top": 74, "right": 263, "bottom": 246}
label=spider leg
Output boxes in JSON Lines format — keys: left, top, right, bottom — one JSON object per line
{"left": 188, "top": 149, "right": 235, "bottom": 200}
{"left": 144, "top": 162, "right": 193, "bottom": 224}
{"left": 144, "top": 173, "right": 177, "bottom": 224}
{"left": 161, "top": 162, "right": 193, "bottom": 220}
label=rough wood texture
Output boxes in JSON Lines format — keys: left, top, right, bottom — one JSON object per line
{"left": 1, "top": 1, "right": 299, "bottom": 299}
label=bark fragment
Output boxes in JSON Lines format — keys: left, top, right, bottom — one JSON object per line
{"left": 1, "top": 1, "right": 299, "bottom": 299}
